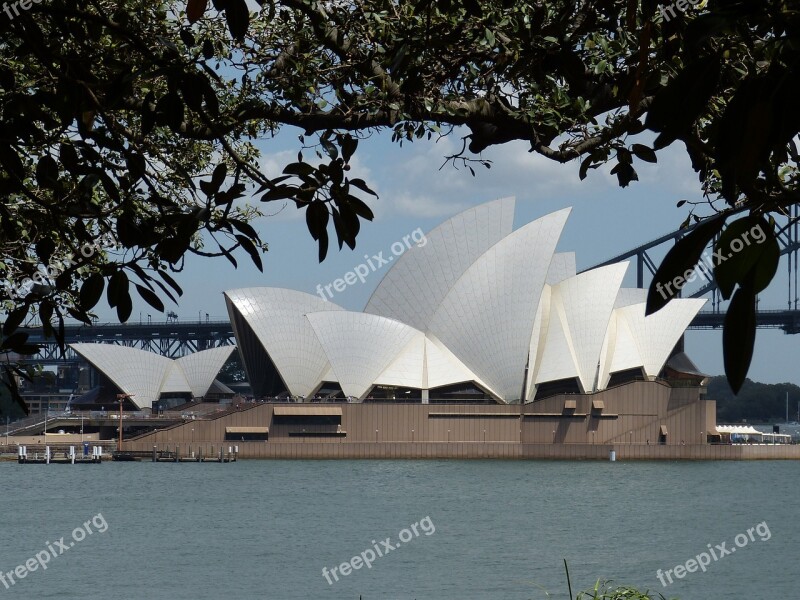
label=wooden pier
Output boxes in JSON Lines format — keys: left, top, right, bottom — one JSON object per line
{"left": 149, "top": 444, "right": 238, "bottom": 463}
{"left": 17, "top": 445, "right": 103, "bottom": 464}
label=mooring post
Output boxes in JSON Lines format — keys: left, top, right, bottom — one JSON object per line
{"left": 153, "top": 445, "right": 157, "bottom": 462}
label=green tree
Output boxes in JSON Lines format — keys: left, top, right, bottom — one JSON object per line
{"left": 1, "top": 0, "right": 798, "bottom": 414}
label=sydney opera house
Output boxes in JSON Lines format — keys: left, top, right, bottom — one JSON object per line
{"left": 75, "top": 198, "right": 722, "bottom": 458}
{"left": 225, "top": 198, "right": 706, "bottom": 405}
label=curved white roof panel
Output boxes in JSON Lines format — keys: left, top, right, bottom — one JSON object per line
{"left": 225, "top": 288, "right": 344, "bottom": 397}
{"left": 603, "top": 310, "right": 642, "bottom": 380}
{"left": 307, "top": 311, "right": 422, "bottom": 400}
{"left": 614, "top": 288, "right": 648, "bottom": 308}
{"left": 160, "top": 364, "right": 192, "bottom": 395}
{"left": 546, "top": 252, "right": 577, "bottom": 285}
{"left": 556, "top": 263, "right": 628, "bottom": 391}
{"left": 424, "top": 335, "right": 489, "bottom": 392}
{"left": 429, "top": 208, "right": 571, "bottom": 401}
{"left": 374, "top": 333, "right": 426, "bottom": 389}
{"left": 176, "top": 346, "right": 237, "bottom": 398}
{"left": 70, "top": 344, "right": 178, "bottom": 410}
{"left": 619, "top": 299, "right": 706, "bottom": 377}
{"left": 364, "top": 197, "right": 515, "bottom": 330}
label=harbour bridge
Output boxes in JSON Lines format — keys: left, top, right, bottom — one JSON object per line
{"left": 15, "top": 210, "right": 800, "bottom": 364}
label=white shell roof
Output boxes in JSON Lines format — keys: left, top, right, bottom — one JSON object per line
{"left": 553, "top": 263, "right": 628, "bottom": 391}
{"left": 428, "top": 208, "right": 571, "bottom": 400}
{"left": 222, "top": 201, "right": 706, "bottom": 404}
{"left": 224, "top": 287, "right": 344, "bottom": 397}
{"left": 614, "top": 288, "right": 648, "bottom": 308}
{"left": 306, "top": 311, "right": 422, "bottom": 400}
{"left": 364, "top": 196, "right": 515, "bottom": 331}
{"left": 546, "top": 252, "right": 577, "bottom": 285}
{"left": 70, "top": 344, "right": 237, "bottom": 409}
{"left": 534, "top": 295, "right": 580, "bottom": 386}
{"left": 601, "top": 298, "right": 706, "bottom": 383}
{"left": 373, "top": 333, "right": 426, "bottom": 389}
{"left": 176, "top": 346, "right": 236, "bottom": 398}
{"left": 160, "top": 364, "right": 192, "bottom": 394}
{"left": 70, "top": 344, "right": 181, "bottom": 409}
{"left": 424, "top": 335, "right": 490, "bottom": 392}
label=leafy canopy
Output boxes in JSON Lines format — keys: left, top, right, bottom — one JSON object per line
{"left": 1, "top": 0, "right": 798, "bottom": 413}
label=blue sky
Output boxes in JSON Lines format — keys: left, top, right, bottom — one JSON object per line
{"left": 95, "top": 128, "right": 800, "bottom": 385}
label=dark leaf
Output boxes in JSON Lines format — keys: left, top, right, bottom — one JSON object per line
{"left": 714, "top": 217, "right": 778, "bottom": 299}
{"left": 80, "top": 274, "right": 105, "bottom": 310}
{"left": 224, "top": 0, "right": 249, "bottom": 40}
{"left": 35, "top": 238, "right": 56, "bottom": 264}
{"left": 135, "top": 284, "right": 165, "bottom": 312}
{"left": 116, "top": 290, "right": 133, "bottom": 323}
{"left": 107, "top": 270, "right": 129, "bottom": 308}
{"left": 157, "top": 270, "right": 183, "bottom": 297}
{"left": 0, "top": 331, "right": 29, "bottom": 351}
{"left": 348, "top": 178, "right": 378, "bottom": 197}
{"left": 631, "top": 144, "right": 657, "bottom": 163}
{"left": 202, "top": 38, "right": 215, "bottom": 60}
{"left": 179, "top": 28, "right": 196, "bottom": 47}
{"left": 3, "top": 305, "right": 29, "bottom": 336}
{"left": 341, "top": 135, "right": 358, "bottom": 163}
{"left": 36, "top": 155, "right": 59, "bottom": 188}
{"left": 187, "top": 0, "right": 208, "bottom": 23}
{"left": 646, "top": 215, "right": 726, "bottom": 315}
{"left": 283, "top": 162, "right": 316, "bottom": 177}
{"left": 347, "top": 195, "right": 374, "bottom": 221}
{"left": 211, "top": 163, "right": 227, "bottom": 190}
{"left": 723, "top": 284, "right": 756, "bottom": 394}
{"left": 126, "top": 153, "right": 146, "bottom": 181}
{"left": 0, "top": 145, "right": 24, "bottom": 180}
{"left": 305, "top": 201, "right": 329, "bottom": 241}
{"left": 235, "top": 235, "right": 263, "bottom": 271}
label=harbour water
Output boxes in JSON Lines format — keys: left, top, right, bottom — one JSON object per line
{"left": 1, "top": 459, "right": 796, "bottom": 599}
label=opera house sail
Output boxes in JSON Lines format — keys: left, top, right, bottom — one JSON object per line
{"left": 224, "top": 199, "right": 705, "bottom": 404}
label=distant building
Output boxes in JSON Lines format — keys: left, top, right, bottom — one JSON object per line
{"left": 68, "top": 344, "right": 235, "bottom": 411}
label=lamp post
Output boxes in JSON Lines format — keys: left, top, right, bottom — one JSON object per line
{"left": 411, "top": 429, "right": 414, "bottom": 442}
{"left": 116, "top": 393, "right": 134, "bottom": 451}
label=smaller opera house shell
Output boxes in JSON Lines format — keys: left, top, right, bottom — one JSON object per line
{"left": 69, "top": 344, "right": 236, "bottom": 411}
